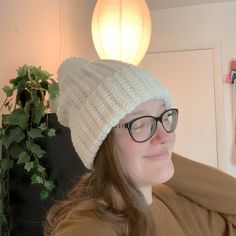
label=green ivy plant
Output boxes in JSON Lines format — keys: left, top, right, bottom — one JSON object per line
{"left": 0, "top": 64, "right": 59, "bottom": 235}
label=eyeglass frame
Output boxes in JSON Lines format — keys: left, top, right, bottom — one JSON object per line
{"left": 114, "top": 108, "right": 178, "bottom": 143}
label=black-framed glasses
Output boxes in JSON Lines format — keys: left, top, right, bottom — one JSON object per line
{"left": 115, "top": 108, "right": 178, "bottom": 143}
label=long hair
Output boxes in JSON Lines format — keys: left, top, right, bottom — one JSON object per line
{"left": 44, "top": 129, "right": 157, "bottom": 235}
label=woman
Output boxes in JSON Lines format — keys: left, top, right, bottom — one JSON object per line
{"left": 45, "top": 58, "right": 236, "bottom": 236}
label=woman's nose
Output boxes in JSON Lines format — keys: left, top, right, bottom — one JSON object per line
{"left": 150, "top": 122, "right": 170, "bottom": 144}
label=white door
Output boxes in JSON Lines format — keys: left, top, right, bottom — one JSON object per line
{"left": 141, "top": 49, "right": 218, "bottom": 167}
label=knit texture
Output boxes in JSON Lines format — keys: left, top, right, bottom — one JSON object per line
{"left": 57, "top": 57, "right": 172, "bottom": 169}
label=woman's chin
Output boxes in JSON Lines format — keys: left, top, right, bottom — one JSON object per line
{"left": 153, "top": 160, "right": 175, "bottom": 185}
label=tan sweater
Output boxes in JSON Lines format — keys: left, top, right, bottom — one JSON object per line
{"left": 52, "top": 153, "right": 236, "bottom": 236}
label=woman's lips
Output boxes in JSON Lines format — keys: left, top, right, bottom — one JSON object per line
{"left": 143, "top": 150, "right": 169, "bottom": 160}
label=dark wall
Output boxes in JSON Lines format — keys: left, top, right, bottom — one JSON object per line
{"left": 8, "top": 114, "right": 86, "bottom": 236}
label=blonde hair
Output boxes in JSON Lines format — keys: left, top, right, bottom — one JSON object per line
{"left": 44, "top": 130, "right": 157, "bottom": 236}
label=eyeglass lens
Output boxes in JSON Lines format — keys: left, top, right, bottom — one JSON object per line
{"left": 130, "top": 109, "right": 178, "bottom": 142}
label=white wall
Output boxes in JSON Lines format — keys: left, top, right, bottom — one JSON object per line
{"left": 59, "top": 0, "right": 98, "bottom": 60}
{"left": 0, "top": 0, "right": 60, "bottom": 118}
{"left": 0, "top": 0, "right": 98, "bottom": 120}
{"left": 147, "top": 1, "right": 236, "bottom": 176}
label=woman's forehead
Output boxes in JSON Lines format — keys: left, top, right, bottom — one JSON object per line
{"left": 122, "top": 99, "right": 166, "bottom": 121}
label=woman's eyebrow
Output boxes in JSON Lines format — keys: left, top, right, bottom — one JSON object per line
{"left": 120, "top": 111, "right": 143, "bottom": 123}
{"left": 122, "top": 102, "right": 166, "bottom": 122}
{"left": 130, "top": 103, "right": 166, "bottom": 116}
{"left": 129, "top": 110, "right": 144, "bottom": 116}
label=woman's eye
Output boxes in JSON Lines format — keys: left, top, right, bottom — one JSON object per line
{"left": 163, "top": 118, "right": 170, "bottom": 122}
{"left": 132, "top": 121, "right": 146, "bottom": 130}
{"left": 132, "top": 123, "right": 144, "bottom": 130}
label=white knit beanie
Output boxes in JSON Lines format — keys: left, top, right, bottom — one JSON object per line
{"left": 57, "top": 57, "right": 172, "bottom": 169}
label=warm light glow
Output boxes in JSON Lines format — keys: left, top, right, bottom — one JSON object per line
{"left": 92, "top": 0, "right": 152, "bottom": 65}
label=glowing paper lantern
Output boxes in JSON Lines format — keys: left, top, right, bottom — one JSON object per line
{"left": 91, "top": 0, "right": 152, "bottom": 65}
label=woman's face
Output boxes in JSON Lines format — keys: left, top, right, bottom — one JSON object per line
{"left": 113, "top": 99, "right": 176, "bottom": 188}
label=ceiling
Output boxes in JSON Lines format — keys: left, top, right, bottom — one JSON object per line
{"left": 146, "top": 0, "right": 236, "bottom": 10}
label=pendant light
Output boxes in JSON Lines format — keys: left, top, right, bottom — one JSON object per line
{"left": 91, "top": 0, "right": 152, "bottom": 65}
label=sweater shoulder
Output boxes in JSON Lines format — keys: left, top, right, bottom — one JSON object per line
{"left": 52, "top": 214, "right": 118, "bottom": 236}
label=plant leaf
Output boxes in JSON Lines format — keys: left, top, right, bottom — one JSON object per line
{"left": 23, "top": 100, "right": 31, "bottom": 122}
{"left": 26, "top": 140, "right": 31, "bottom": 150}
{"left": 48, "top": 82, "right": 59, "bottom": 113}
{"left": 44, "top": 180, "right": 56, "bottom": 191}
{"left": 28, "top": 128, "right": 44, "bottom": 139}
{"left": 9, "top": 143, "right": 22, "bottom": 159}
{"left": 17, "top": 151, "right": 31, "bottom": 164}
{"left": 3, "top": 108, "right": 27, "bottom": 129}
{"left": 2, "top": 113, "right": 18, "bottom": 126}
{"left": 31, "top": 173, "right": 43, "bottom": 184}
{"left": 24, "top": 161, "right": 34, "bottom": 172}
{"left": 0, "top": 159, "right": 9, "bottom": 171}
{"left": 33, "top": 102, "right": 45, "bottom": 125}
{"left": 48, "top": 82, "right": 59, "bottom": 99}
{"left": 8, "top": 127, "right": 25, "bottom": 144}
{"left": 39, "top": 123, "right": 47, "bottom": 131}
{"left": 17, "top": 65, "right": 28, "bottom": 77}
{"left": 40, "top": 189, "right": 49, "bottom": 199}
{"left": 17, "top": 113, "right": 27, "bottom": 130}
{"left": 2, "top": 85, "right": 13, "bottom": 97}
{"left": 19, "top": 79, "right": 28, "bottom": 91}
{"left": 47, "top": 129, "right": 56, "bottom": 137}
{"left": 10, "top": 76, "right": 22, "bottom": 86}
{"left": 37, "top": 165, "right": 45, "bottom": 173}
{"left": 0, "top": 159, "right": 13, "bottom": 173}
{"left": 27, "top": 142, "right": 46, "bottom": 158}
{"left": 31, "top": 66, "right": 51, "bottom": 82}
{"left": 1, "top": 134, "right": 11, "bottom": 148}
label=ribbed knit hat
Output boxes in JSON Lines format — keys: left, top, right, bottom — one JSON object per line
{"left": 57, "top": 57, "right": 172, "bottom": 169}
